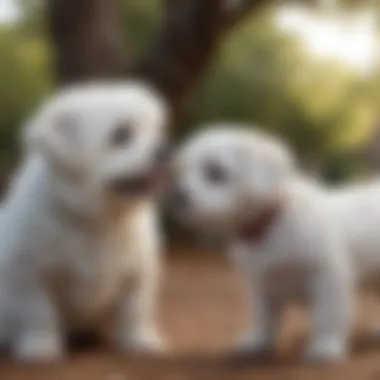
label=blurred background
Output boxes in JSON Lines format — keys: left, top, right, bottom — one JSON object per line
{"left": 2, "top": 1, "right": 380, "bottom": 250}
{"left": 1, "top": 2, "right": 380, "bottom": 378}
{"left": 0, "top": 0, "right": 379, "bottom": 185}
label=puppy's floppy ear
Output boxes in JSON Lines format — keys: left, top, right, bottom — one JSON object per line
{"left": 23, "top": 109, "right": 84, "bottom": 175}
{"left": 244, "top": 139, "right": 294, "bottom": 201}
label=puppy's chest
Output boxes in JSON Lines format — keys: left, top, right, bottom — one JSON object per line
{"left": 49, "top": 232, "right": 132, "bottom": 321}
{"left": 238, "top": 243, "right": 315, "bottom": 299}
{"left": 263, "top": 261, "right": 312, "bottom": 299}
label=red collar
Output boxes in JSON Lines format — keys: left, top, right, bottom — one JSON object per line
{"left": 236, "top": 198, "right": 284, "bottom": 244}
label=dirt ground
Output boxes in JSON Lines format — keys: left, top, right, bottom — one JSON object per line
{"left": 2, "top": 249, "right": 380, "bottom": 380}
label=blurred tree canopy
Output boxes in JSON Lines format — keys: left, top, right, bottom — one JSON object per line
{"left": 0, "top": 22, "right": 51, "bottom": 176}
{"left": 0, "top": 0, "right": 379, "bottom": 183}
{"left": 191, "top": 10, "right": 380, "bottom": 177}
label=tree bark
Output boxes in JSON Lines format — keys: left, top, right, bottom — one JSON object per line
{"left": 47, "top": 0, "right": 126, "bottom": 86}
{"left": 134, "top": 0, "right": 267, "bottom": 121}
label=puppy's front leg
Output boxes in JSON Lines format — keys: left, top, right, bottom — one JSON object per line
{"left": 113, "top": 269, "right": 166, "bottom": 354}
{"left": 234, "top": 276, "right": 281, "bottom": 357}
{"left": 109, "top": 209, "right": 167, "bottom": 354}
{"left": 306, "top": 263, "right": 353, "bottom": 364}
{"left": 11, "top": 287, "right": 63, "bottom": 362}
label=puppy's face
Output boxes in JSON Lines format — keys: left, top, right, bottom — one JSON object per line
{"left": 168, "top": 127, "right": 293, "bottom": 231}
{"left": 26, "top": 82, "right": 169, "bottom": 201}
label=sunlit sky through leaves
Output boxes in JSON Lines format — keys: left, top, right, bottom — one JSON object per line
{"left": 0, "top": 0, "right": 18, "bottom": 23}
{"left": 276, "top": 6, "right": 379, "bottom": 76}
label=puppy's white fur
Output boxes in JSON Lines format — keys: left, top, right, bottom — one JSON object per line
{"left": 170, "top": 124, "right": 379, "bottom": 363}
{"left": 0, "top": 82, "right": 168, "bottom": 362}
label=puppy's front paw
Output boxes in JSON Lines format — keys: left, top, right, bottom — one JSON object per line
{"left": 119, "top": 328, "right": 168, "bottom": 355}
{"left": 304, "top": 337, "right": 347, "bottom": 364}
{"left": 13, "top": 332, "right": 64, "bottom": 363}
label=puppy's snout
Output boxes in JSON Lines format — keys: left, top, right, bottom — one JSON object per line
{"left": 153, "top": 143, "right": 171, "bottom": 166}
{"left": 110, "top": 172, "right": 160, "bottom": 196}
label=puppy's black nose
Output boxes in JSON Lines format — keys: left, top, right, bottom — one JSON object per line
{"left": 154, "top": 143, "right": 171, "bottom": 166}
{"left": 168, "top": 186, "right": 190, "bottom": 210}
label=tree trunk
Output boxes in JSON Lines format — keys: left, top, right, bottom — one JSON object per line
{"left": 47, "top": 0, "right": 316, "bottom": 119}
{"left": 133, "top": 0, "right": 267, "bottom": 122}
{"left": 47, "top": 0, "right": 126, "bottom": 86}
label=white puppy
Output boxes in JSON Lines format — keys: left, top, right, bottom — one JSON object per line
{"left": 0, "top": 82, "right": 168, "bottom": 362}
{"left": 169, "top": 125, "right": 357, "bottom": 363}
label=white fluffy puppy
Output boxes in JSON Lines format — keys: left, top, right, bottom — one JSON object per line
{"left": 0, "top": 82, "right": 169, "bottom": 362}
{"left": 169, "top": 125, "right": 355, "bottom": 363}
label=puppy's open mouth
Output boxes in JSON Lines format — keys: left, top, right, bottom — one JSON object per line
{"left": 111, "top": 171, "right": 164, "bottom": 196}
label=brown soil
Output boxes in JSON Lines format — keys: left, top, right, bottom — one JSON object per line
{"left": 1, "top": 249, "right": 380, "bottom": 380}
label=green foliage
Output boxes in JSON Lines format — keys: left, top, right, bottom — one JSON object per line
{"left": 0, "top": 26, "right": 52, "bottom": 178}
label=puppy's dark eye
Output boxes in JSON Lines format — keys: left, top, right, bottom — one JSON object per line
{"left": 111, "top": 124, "right": 133, "bottom": 147}
{"left": 204, "top": 162, "right": 228, "bottom": 185}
